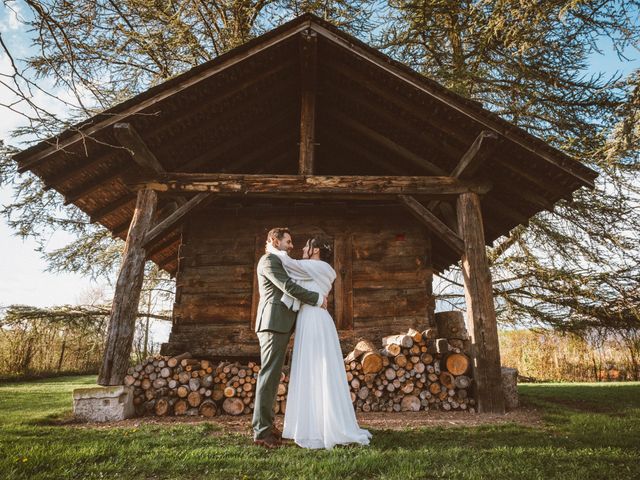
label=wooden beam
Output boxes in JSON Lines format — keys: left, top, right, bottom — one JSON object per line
{"left": 127, "top": 173, "right": 491, "bottom": 196}
{"left": 14, "top": 20, "right": 312, "bottom": 173}
{"left": 250, "top": 235, "right": 265, "bottom": 332}
{"left": 326, "top": 109, "right": 448, "bottom": 175}
{"left": 323, "top": 65, "right": 463, "bottom": 161}
{"left": 63, "top": 169, "right": 122, "bottom": 205}
{"left": 299, "top": 29, "right": 317, "bottom": 175}
{"left": 333, "top": 234, "right": 353, "bottom": 330}
{"left": 113, "top": 123, "right": 165, "bottom": 174}
{"left": 325, "top": 130, "right": 407, "bottom": 175}
{"left": 182, "top": 105, "right": 297, "bottom": 172}
{"left": 398, "top": 194, "right": 465, "bottom": 255}
{"left": 111, "top": 219, "right": 131, "bottom": 239}
{"left": 146, "top": 229, "right": 181, "bottom": 259}
{"left": 451, "top": 131, "right": 498, "bottom": 179}
{"left": 310, "top": 22, "right": 596, "bottom": 188}
{"left": 43, "top": 154, "right": 116, "bottom": 191}
{"left": 143, "top": 193, "right": 213, "bottom": 249}
{"left": 457, "top": 192, "right": 505, "bottom": 414}
{"left": 323, "top": 58, "right": 465, "bottom": 155}
{"left": 144, "top": 60, "right": 295, "bottom": 145}
{"left": 90, "top": 195, "right": 136, "bottom": 223}
{"left": 98, "top": 188, "right": 157, "bottom": 385}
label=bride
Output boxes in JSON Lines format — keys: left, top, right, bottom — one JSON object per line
{"left": 268, "top": 235, "right": 372, "bottom": 450}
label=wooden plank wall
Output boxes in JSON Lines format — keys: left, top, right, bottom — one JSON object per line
{"left": 161, "top": 204, "right": 434, "bottom": 359}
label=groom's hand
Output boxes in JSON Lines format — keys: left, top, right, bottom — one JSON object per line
{"left": 321, "top": 297, "right": 328, "bottom": 309}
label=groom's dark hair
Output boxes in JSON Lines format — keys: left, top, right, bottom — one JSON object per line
{"left": 266, "top": 227, "right": 291, "bottom": 244}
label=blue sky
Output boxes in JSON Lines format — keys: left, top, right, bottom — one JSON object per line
{"left": 0, "top": 3, "right": 637, "bottom": 314}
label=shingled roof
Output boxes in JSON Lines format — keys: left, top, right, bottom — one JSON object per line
{"left": 12, "top": 13, "right": 598, "bottom": 274}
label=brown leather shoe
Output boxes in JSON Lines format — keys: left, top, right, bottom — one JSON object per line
{"left": 271, "top": 425, "right": 283, "bottom": 441}
{"left": 253, "top": 433, "right": 280, "bottom": 449}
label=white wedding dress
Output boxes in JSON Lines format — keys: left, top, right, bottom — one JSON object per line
{"left": 277, "top": 256, "right": 372, "bottom": 450}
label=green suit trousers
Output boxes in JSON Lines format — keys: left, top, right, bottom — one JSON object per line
{"left": 252, "top": 328, "right": 293, "bottom": 440}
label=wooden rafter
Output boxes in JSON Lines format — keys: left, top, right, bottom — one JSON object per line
{"left": 63, "top": 169, "right": 122, "bottom": 206}
{"left": 398, "top": 194, "right": 464, "bottom": 255}
{"left": 113, "top": 123, "right": 165, "bottom": 174}
{"left": 143, "top": 193, "right": 213, "bottom": 249}
{"left": 182, "top": 105, "right": 297, "bottom": 172}
{"left": 310, "top": 20, "right": 596, "bottom": 188}
{"left": 325, "top": 109, "right": 447, "bottom": 175}
{"left": 89, "top": 194, "right": 136, "bottom": 223}
{"left": 324, "top": 132, "right": 406, "bottom": 175}
{"left": 14, "top": 20, "right": 313, "bottom": 173}
{"left": 298, "top": 29, "right": 317, "bottom": 175}
{"left": 450, "top": 130, "right": 498, "bottom": 179}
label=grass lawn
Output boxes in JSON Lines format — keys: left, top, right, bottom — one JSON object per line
{"left": 0, "top": 376, "right": 639, "bottom": 479}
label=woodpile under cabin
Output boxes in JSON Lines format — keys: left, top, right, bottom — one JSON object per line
{"left": 13, "top": 13, "right": 598, "bottom": 415}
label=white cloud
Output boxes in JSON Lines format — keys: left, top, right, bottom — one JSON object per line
{"left": 0, "top": 2, "right": 23, "bottom": 31}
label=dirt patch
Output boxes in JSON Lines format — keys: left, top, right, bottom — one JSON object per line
{"left": 57, "top": 406, "right": 544, "bottom": 435}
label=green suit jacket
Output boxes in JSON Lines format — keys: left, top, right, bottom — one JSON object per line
{"left": 254, "top": 253, "right": 320, "bottom": 333}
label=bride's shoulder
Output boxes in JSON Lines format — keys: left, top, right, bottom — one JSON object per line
{"left": 319, "top": 261, "right": 337, "bottom": 277}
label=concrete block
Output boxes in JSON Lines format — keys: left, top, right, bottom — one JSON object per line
{"left": 73, "top": 385, "right": 135, "bottom": 422}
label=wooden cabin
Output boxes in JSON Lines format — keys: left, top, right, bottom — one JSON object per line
{"left": 166, "top": 202, "right": 435, "bottom": 358}
{"left": 12, "top": 13, "right": 598, "bottom": 413}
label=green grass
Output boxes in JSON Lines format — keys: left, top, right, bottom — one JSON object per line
{"left": 1, "top": 376, "right": 639, "bottom": 479}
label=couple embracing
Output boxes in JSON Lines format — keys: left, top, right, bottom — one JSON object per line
{"left": 251, "top": 227, "right": 372, "bottom": 450}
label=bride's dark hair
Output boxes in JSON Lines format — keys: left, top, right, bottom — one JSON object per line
{"left": 306, "top": 236, "right": 333, "bottom": 264}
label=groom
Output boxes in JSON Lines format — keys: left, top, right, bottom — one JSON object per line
{"left": 252, "top": 227, "right": 327, "bottom": 448}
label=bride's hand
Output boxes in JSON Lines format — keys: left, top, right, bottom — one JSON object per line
{"left": 321, "top": 297, "right": 328, "bottom": 309}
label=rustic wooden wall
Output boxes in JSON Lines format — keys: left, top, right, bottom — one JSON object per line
{"left": 160, "top": 202, "right": 434, "bottom": 360}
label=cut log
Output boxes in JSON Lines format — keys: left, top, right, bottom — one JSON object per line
{"left": 406, "top": 328, "right": 423, "bottom": 343}
{"left": 189, "top": 378, "right": 201, "bottom": 391}
{"left": 401, "top": 395, "right": 421, "bottom": 412}
{"left": 361, "top": 351, "right": 383, "bottom": 374}
{"left": 382, "top": 334, "right": 413, "bottom": 348}
{"left": 154, "top": 398, "right": 170, "bottom": 416}
{"left": 435, "top": 311, "right": 468, "bottom": 339}
{"left": 223, "top": 397, "right": 244, "bottom": 415}
{"left": 439, "top": 372, "right": 455, "bottom": 389}
{"left": 167, "top": 352, "right": 191, "bottom": 368}
{"left": 395, "top": 354, "right": 407, "bottom": 368}
{"left": 454, "top": 375, "right": 472, "bottom": 389}
{"left": 177, "top": 386, "right": 189, "bottom": 398}
{"left": 445, "top": 353, "right": 471, "bottom": 376}
{"left": 187, "top": 391, "right": 202, "bottom": 407}
{"left": 174, "top": 399, "right": 188, "bottom": 415}
{"left": 199, "top": 399, "right": 217, "bottom": 417}
{"left": 384, "top": 344, "right": 402, "bottom": 356}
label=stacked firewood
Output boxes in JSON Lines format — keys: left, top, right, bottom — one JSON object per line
{"left": 126, "top": 352, "right": 289, "bottom": 417}
{"left": 344, "top": 323, "right": 475, "bottom": 413}
{"left": 126, "top": 312, "right": 474, "bottom": 416}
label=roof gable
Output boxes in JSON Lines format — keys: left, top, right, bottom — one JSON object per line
{"left": 12, "top": 13, "right": 598, "bottom": 275}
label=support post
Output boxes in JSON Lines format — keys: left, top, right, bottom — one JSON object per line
{"left": 98, "top": 188, "right": 157, "bottom": 385}
{"left": 299, "top": 29, "right": 317, "bottom": 175}
{"left": 457, "top": 192, "right": 505, "bottom": 414}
